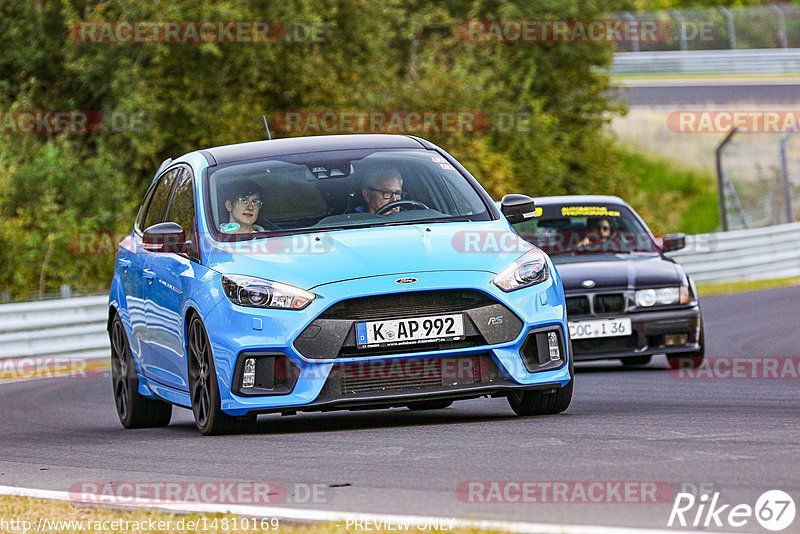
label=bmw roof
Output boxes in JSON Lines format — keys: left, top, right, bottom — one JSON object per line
{"left": 533, "top": 195, "right": 627, "bottom": 205}
{"left": 198, "top": 134, "right": 431, "bottom": 165}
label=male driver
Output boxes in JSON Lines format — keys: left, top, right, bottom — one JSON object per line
{"left": 580, "top": 217, "right": 613, "bottom": 246}
{"left": 357, "top": 166, "right": 404, "bottom": 215}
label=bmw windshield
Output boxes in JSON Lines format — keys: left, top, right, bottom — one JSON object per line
{"left": 205, "top": 149, "right": 492, "bottom": 239}
{"left": 512, "top": 203, "right": 659, "bottom": 255}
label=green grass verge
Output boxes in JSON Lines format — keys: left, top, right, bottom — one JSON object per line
{"left": 0, "top": 495, "right": 491, "bottom": 534}
{"left": 696, "top": 277, "right": 800, "bottom": 297}
{"left": 614, "top": 146, "right": 720, "bottom": 236}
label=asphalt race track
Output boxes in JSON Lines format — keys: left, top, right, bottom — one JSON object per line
{"left": 1, "top": 286, "right": 799, "bottom": 532}
{"left": 620, "top": 82, "right": 800, "bottom": 106}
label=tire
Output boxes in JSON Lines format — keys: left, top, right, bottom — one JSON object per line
{"left": 187, "top": 315, "right": 257, "bottom": 435}
{"left": 110, "top": 313, "right": 172, "bottom": 429}
{"left": 667, "top": 317, "right": 705, "bottom": 370}
{"left": 621, "top": 355, "right": 652, "bottom": 367}
{"left": 507, "top": 351, "right": 574, "bottom": 416}
{"left": 406, "top": 400, "right": 454, "bottom": 411}
{"left": 507, "top": 380, "right": 573, "bottom": 416}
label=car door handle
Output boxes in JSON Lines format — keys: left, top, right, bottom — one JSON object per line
{"left": 118, "top": 258, "right": 132, "bottom": 269}
{"left": 143, "top": 269, "right": 156, "bottom": 282}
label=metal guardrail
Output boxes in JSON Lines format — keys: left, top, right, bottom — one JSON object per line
{"left": 2, "top": 224, "right": 799, "bottom": 362}
{"left": 612, "top": 48, "right": 800, "bottom": 74}
{"left": 667, "top": 221, "right": 800, "bottom": 282}
{"left": 0, "top": 296, "right": 109, "bottom": 361}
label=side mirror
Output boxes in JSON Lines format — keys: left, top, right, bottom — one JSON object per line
{"left": 662, "top": 233, "right": 686, "bottom": 252}
{"left": 143, "top": 222, "right": 186, "bottom": 253}
{"left": 500, "top": 194, "right": 537, "bottom": 225}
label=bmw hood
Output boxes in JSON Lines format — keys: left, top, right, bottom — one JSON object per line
{"left": 202, "top": 222, "right": 534, "bottom": 289}
{"left": 551, "top": 253, "right": 686, "bottom": 291}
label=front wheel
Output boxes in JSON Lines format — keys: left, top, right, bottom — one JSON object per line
{"left": 187, "top": 315, "right": 256, "bottom": 435}
{"left": 110, "top": 313, "right": 172, "bottom": 429}
{"left": 507, "top": 380, "right": 573, "bottom": 416}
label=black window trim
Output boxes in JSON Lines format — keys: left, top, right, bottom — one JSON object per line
{"left": 135, "top": 163, "right": 193, "bottom": 236}
{"left": 162, "top": 163, "right": 201, "bottom": 263}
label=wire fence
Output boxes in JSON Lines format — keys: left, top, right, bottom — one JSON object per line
{"left": 614, "top": 4, "right": 800, "bottom": 52}
{"left": 717, "top": 129, "right": 800, "bottom": 231}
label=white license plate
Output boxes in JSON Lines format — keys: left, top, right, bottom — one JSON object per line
{"left": 356, "top": 314, "right": 465, "bottom": 348}
{"left": 568, "top": 318, "right": 632, "bottom": 340}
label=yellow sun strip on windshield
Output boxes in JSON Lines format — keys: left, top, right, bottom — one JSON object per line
{"left": 560, "top": 206, "right": 621, "bottom": 217}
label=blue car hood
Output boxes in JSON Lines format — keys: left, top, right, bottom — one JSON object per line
{"left": 202, "top": 222, "right": 531, "bottom": 289}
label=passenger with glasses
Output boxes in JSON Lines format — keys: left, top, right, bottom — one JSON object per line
{"left": 221, "top": 180, "right": 266, "bottom": 234}
{"left": 356, "top": 166, "right": 404, "bottom": 215}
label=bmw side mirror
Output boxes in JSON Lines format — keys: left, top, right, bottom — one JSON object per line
{"left": 500, "top": 194, "right": 537, "bottom": 225}
{"left": 143, "top": 222, "right": 187, "bottom": 253}
{"left": 662, "top": 233, "right": 686, "bottom": 252}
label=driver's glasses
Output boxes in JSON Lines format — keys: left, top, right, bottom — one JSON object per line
{"left": 368, "top": 187, "right": 405, "bottom": 200}
{"left": 237, "top": 197, "right": 263, "bottom": 207}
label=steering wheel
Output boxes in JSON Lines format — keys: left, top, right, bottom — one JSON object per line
{"left": 375, "top": 199, "right": 429, "bottom": 215}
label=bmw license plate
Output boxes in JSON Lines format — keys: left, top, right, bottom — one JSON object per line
{"left": 568, "top": 318, "right": 632, "bottom": 340}
{"left": 356, "top": 314, "right": 465, "bottom": 348}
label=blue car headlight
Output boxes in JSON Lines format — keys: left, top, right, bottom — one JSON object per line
{"left": 492, "top": 249, "right": 549, "bottom": 292}
{"left": 222, "top": 275, "right": 316, "bottom": 310}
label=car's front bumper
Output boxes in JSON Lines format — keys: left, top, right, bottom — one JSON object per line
{"left": 570, "top": 304, "right": 702, "bottom": 361}
{"left": 199, "top": 270, "right": 572, "bottom": 416}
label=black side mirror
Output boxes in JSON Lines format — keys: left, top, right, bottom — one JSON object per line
{"left": 662, "top": 233, "right": 686, "bottom": 252}
{"left": 143, "top": 222, "right": 186, "bottom": 253}
{"left": 500, "top": 194, "right": 537, "bottom": 225}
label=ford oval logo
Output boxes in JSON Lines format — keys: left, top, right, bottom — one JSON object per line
{"left": 395, "top": 277, "right": 419, "bottom": 285}
{"left": 581, "top": 279, "right": 596, "bottom": 289}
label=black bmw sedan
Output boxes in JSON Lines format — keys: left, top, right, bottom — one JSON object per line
{"left": 509, "top": 195, "right": 704, "bottom": 369}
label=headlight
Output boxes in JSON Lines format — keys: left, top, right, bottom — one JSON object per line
{"left": 492, "top": 249, "right": 549, "bottom": 292}
{"left": 222, "top": 275, "right": 315, "bottom": 310}
{"left": 635, "top": 286, "right": 688, "bottom": 307}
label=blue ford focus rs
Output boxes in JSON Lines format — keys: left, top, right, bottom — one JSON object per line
{"left": 108, "top": 134, "right": 573, "bottom": 435}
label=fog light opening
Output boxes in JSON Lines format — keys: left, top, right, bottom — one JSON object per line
{"left": 547, "top": 331, "right": 561, "bottom": 361}
{"left": 242, "top": 358, "right": 256, "bottom": 388}
{"left": 665, "top": 334, "right": 688, "bottom": 347}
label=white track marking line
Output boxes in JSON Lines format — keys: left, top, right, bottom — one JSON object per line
{"left": 0, "top": 484, "right": 739, "bottom": 534}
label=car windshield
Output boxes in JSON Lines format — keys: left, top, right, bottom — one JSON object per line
{"left": 205, "top": 148, "right": 491, "bottom": 238}
{"left": 512, "top": 203, "right": 659, "bottom": 254}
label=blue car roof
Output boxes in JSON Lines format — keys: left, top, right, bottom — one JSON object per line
{"left": 197, "top": 134, "right": 429, "bottom": 165}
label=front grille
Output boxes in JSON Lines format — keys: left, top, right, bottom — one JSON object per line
{"left": 336, "top": 355, "right": 488, "bottom": 395}
{"left": 573, "top": 333, "right": 638, "bottom": 354}
{"left": 319, "top": 290, "right": 496, "bottom": 321}
{"left": 341, "top": 360, "right": 444, "bottom": 394}
{"left": 566, "top": 296, "right": 590, "bottom": 316}
{"left": 594, "top": 293, "right": 625, "bottom": 314}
